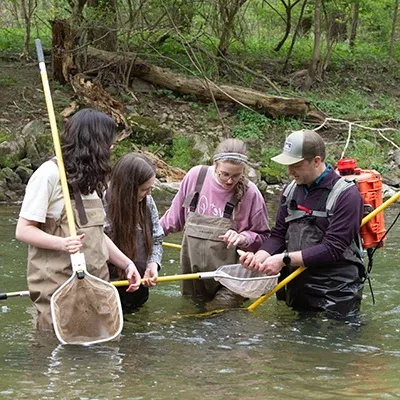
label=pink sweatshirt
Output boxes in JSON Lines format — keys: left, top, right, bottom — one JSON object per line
{"left": 160, "top": 165, "right": 270, "bottom": 252}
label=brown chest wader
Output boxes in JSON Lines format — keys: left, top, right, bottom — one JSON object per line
{"left": 27, "top": 187, "right": 109, "bottom": 330}
{"left": 180, "top": 166, "right": 246, "bottom": 308}
{"left": 108, "top": 223, "right": 150, "bottom": 313}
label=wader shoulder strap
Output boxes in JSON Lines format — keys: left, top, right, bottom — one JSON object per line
{"left": 183, "top": 165, "right": 240, "bottom": 219}
{"left": 72, "top": 184, "right": 89, "bottom": 226}
{"left": 183, "top": 166, "right": 209, "bottom": 212}
{"left": 223, "top": 193, "right": 239, "bottom": 219}
{"left": 51, "top": 157, "right": 88, "bottom": 225}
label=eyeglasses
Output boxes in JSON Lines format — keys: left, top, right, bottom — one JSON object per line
{"left": 217, "top": 170, "right": 243, "bottom": 183}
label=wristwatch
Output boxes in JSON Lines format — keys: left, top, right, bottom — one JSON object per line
{"left": 283, "top": 251, "right": 291, "bottom": 267}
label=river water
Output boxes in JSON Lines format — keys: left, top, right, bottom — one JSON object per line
{"left": 0, "top": 202, "right": 399, "bottom": 400}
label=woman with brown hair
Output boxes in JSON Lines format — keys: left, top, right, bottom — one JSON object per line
{"left": 105, "top": 152, "right": 164, "bottom": 313}
{"left": 16, "top": 109, "right": 141, "bottom": 330}
{"left": 160, "top": 138, "right": 270, "bottom": 309}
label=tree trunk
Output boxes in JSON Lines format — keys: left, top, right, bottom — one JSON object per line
{"left": 216, "top": 0, "right": 248, "bottom": 66}
{"left": 21, "top": 0, "right": 37, "bottom": 58}
{"left": 349, "top": 0, "right": 360, "bottom": 48}
{"left": 51, "top": 20, "right": 78, "bottom": 84}
{"left": 283, "top": 0, "right": 308, "bottom": 72}
{"left": 389, "top": 0, "right": 399, "bottom": 65}
{"left": 274, "top": 0, "right": 302, "bottom": 52}
{"left": 301, "top": 0, "right": 321, "bottom": 91}
{"left": 87, "top": 47, "right": 311, "bottom": 119}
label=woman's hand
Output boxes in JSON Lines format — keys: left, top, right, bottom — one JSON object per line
{"left": 240, "top": 250, "right": 271, "bottom": 271}
{"left": 59, "top": 233, "right": 85, "bottom": 253}
{"left": 125, "top": 263, "right": 141, "bottom": 292}
{"left": 218, "top": 229, "right": 247, "bottom": 249}
{"left": 142, "top": 262, "right": 159, "bottom": 287}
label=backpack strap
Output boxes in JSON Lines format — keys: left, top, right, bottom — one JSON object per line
{"left": 284, "top": 181, "right": 329, "bottom": 222}
{"left": 284, "top": 177, "right": 354, "bottom": 223}
{"left": 282, "top": 180, "right": 297, "bottom": 202}
{"left": 326, "top": 177, "right": 364, "bottom": 260}
{"left": 325, "top": 177, "right": 355, "bottom": 216}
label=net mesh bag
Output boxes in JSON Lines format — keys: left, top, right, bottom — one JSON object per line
{"left": 215, "top": 264, "right": 279, "bottom": 299}
{"left": 51, "top": 275, "right": 123, "bottom": 345}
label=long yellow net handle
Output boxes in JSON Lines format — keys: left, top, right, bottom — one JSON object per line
{"left": 162, "top": 242, "right": 182, "bottom": 250}
{"left": 112, "top": 273, "right": 201, "bottom": 287}
{"left": 35, "top": 39, "right": 77, "bottom": 237}
{"left": 247, "top": 190, "right": 400, "bottom": 311}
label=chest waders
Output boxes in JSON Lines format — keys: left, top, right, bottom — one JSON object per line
{"left": 281, "top": 178, "right": 365, "bottom": 317}
{"left": 180, "top": 166, "right": 246, "bottom": 308}
{"left": 27, "top": 190, "right": 109, "bottom": 330}
{"left": 108, "top": 216, "right": 152, "bottom": 313}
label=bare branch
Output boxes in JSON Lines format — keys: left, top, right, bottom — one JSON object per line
{"left": 313, "top": 117, "right": 400, "bottom": 158}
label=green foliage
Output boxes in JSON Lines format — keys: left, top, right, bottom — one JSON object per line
{"left": 0, "top": 76, "right": 17, "bottom": 86}
{"left": 165, "top": 136, "right": 196, "bottom": 171}
{"left": 259, "top": 146, "right": 287, "bottom": 182}
{"left": 206, "top": 104, "right": 219, "bottom": 121}
{"left": 0, "top": 131, "right": 12, "bottom": 143}
{"left": 110, "top": 141, "right": 135, "bottom": 166}
{"left": 308, "top": 89, "right": 400, "bottom": 122}
{"left": 0, "top": 28, "right": 24, "bottom": 53}
{"left": 341, "top": 135, "right": 388, "bottom": 171}
{"left": 231, "top": 109, "right": 270, "bottom": 140}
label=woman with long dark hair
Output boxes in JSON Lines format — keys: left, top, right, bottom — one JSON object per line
{"left": 16, "top": 108, "right": 141, "bottom": 330}
{"left": 105, "top": 152, "right": 164, "bottom": 313}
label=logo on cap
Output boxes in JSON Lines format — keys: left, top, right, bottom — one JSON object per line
{"left": 284, "top": 141, "right": 292, "bottom": 153}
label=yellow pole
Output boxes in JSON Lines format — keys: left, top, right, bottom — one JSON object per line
{"left": 35, "top": 39, "right": 76, "bottom": 237}
{"left": 247, "top": 190, "right": 399, "bottom": 311}
{"left": 162, "top": 242, "right": 182, "bottom": 250}
{"left": 112, "top": 273, "right": 201, "bottom": 287}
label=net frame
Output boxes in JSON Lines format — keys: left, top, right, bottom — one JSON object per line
{"left": 51, "top": 271, "right": 123, "bottom": 345}
{"left": 199, "top": 264, "right": 280, "bottom": 298}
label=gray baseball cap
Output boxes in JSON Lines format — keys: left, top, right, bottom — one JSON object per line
{"left": 271, "top": 130, "right": 325, "bottom": 165}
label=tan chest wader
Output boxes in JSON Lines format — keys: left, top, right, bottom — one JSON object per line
{"left": 27, "top": 190, "right": 109, "bottom": 330}
{"left": 180, "top": 166, "right": 246, "bottom": 308}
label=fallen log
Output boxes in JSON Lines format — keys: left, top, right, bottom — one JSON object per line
{"left": 87, "top": 47, "right": 312, "bottom": 119}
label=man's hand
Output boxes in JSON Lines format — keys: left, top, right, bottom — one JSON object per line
{"left": 257, "top": 253, "right": 285, "bottom": 275}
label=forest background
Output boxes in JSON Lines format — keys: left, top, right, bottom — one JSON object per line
{"left": 0, "top": 0, "right": 400, "bottom": 203}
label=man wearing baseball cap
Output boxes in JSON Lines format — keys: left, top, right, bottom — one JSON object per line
{"left": 241, "top": 130, "right": 366, "bottom": 318}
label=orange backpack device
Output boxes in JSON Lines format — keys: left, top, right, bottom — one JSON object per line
{"left": 337, "top": 158, "right": 386, "bottom": 249}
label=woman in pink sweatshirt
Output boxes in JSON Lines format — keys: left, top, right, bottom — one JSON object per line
{"left": 160, "top": 138, "right": 270, "bottom": 309}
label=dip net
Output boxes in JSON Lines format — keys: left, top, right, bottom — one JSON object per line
{"left": 51, "top": 273, "right": 123, "bottom": 345}
{"left": 213, "top": 264, "right": 279, "bottom": 299}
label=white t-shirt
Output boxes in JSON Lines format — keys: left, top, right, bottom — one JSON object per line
{"left": 20, "top": 160, "right": 100, "bottom": 223}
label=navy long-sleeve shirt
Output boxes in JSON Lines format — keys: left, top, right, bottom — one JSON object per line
{"left": 260, "top": 167, "right": 364, "bottom": 267}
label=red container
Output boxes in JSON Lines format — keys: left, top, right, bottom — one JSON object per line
{"left": 336, "top": 159, "right": 386, "bottom": 249}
